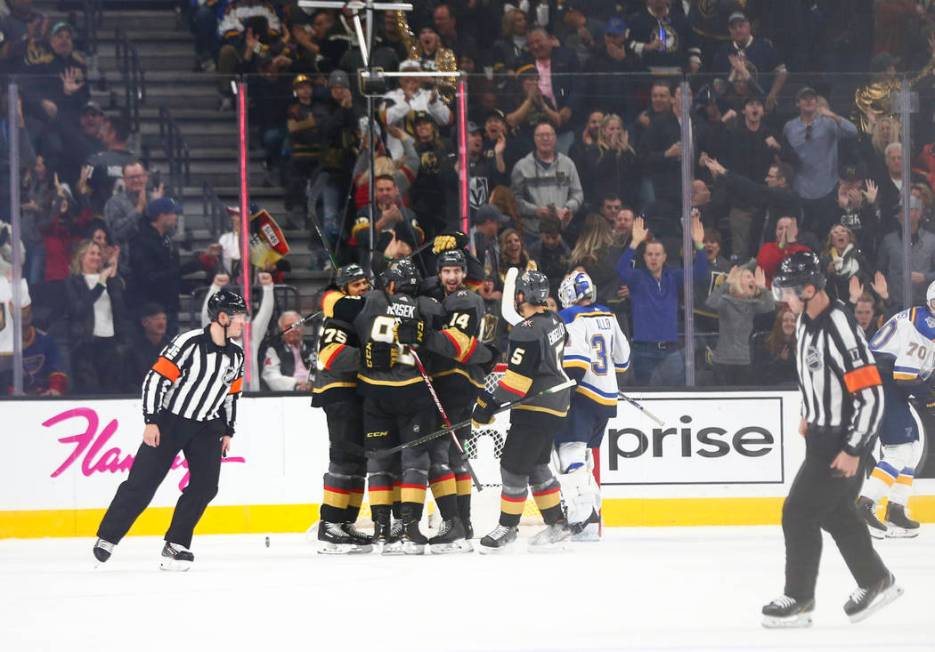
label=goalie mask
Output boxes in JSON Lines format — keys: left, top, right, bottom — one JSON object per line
{"left": 515, "top": 270, "right": 550, "bottom": 306}
{"left": 558, "top": 271, "right": 596, "bottom": 309}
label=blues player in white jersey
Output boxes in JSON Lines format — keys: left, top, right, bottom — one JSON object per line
{"left": 555, "top": 271, "right": 630, "bottom": 539}
{"left": 858, "top": 282, "right": 934, "bottom": 538}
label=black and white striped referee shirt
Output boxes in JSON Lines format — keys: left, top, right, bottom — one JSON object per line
{"left": 142, "top": 326, "right": 245, "bottom": 436}
{"left": 795, "top": 300, "right": 884, "bottom": 455}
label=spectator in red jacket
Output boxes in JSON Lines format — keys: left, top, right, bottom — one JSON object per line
{"left": 756, "top": 216, "right": 812, "bottom": 287}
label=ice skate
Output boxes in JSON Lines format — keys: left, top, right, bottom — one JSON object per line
{"left": 478, "top": 524, "right": 518, "bottom": 554}
{"left": 428, "top": 517, "right": 472, "bottom": 554}
{"left": 372, "top": 518, "right": 402, "bottom": 555}
{"left": 761, "top": 595, "right": 815, "bottom": 628}
{"left": 159, "top": 542, "right": 194, "bottom": 572}
{"left": 844, "top": 573, "right": 904, "bottom": 623}
{"left": 528, "top": 520, "right": 572, "bottom": 552}
{"left": 316, "top": 521, "right": 372, "bottom": 555}
{"left": 92, "top": 538, "right": 115, "bottom": 565}
{"left": 570, "top": 509, "right": 601, "bottom": 542}
{"left": 884, "top": 503, "right": 920, "bottom": 538}
{"left": 341, "top": 522, "right": 374, "bottom": 546}
{"left": 397, "top": 520, "right": 427, "bottom": 555}
{"left": 857, "top": 496, "right": 888, "bottom": 539}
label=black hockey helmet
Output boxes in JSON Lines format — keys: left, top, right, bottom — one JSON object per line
{"left": 336, "top": 263, "right": 368, "bottom": 290}
{"left": 436, "top": 248, "right": 466, "bottom": 272}
{"left": 772, "top": 250, "right": 826, "bottom": 300}
{"left": 207, "top": 288, "right": 248, "bottom": 321}
{"left": 382, "top": 258, "right": 421, "bottom": 295}
{"left": 515, "top": 270, "right": 550, "bottom": 306}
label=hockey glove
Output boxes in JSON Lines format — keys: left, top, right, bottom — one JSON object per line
{"left": 471, "top": 390, "right": 498, "bottom": 428}
{"left": 480, "top": 344, "right": 500, "bottom": 376}
{"left": 431, "top": 232, "right": 468, "bottom": 255}
{"left": 365, "top": 341, "right": 398, "bottom": 370}
{"left": 395, "top": 318, "right": 425, "bottom": 346}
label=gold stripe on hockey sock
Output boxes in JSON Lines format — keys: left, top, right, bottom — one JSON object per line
{"left": 348, "top": 489, "right": 364, "bottom": 508}
{"left": 368, "top": 485, "right": 395, "bottom": 507}
{"left": 323, "top": 486, "right": 351, "bottom": 510}
{"left": 455, "top": 474, "right": 472, "bottom": 497}
{"left": 430, "top": 473, "right": 457, "bottom": 499}
{"left": 871, "top": 468, "right": 896, "bottom": 486}
{"left": 532, "top": 486, "right": 561, "bottom": 512}
{"left": 896, "top": 474, "right": 914, "bottom": 486}
{"left": 393, "top": 483, "right": 401, "bottom": 504}
{"left": 501, "top": 493, "right": 527, "bottom": 516}
{"left": 400, "top": 484, "right": 427, "bottom": 505}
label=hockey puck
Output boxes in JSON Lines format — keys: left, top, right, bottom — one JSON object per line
{"left": 264, "top": 536, "right": 270, "bottom": 548}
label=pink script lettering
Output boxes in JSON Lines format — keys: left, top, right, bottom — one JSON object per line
{"left": 47, "top": 407, "right": 246, "bottom": 490}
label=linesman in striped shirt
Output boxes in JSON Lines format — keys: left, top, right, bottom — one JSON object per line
{"left": 762, "top": 252, "right": 901, "bottom": 627}
{"left": 93, "top": 289, "right": 248, "bottom": 571}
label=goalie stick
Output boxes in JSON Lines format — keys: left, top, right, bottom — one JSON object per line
{"left": 409, "top": 349, "right": 483, "bottom": 491}
{"left": 367, "top": 378, "right": 577, "bottom": 459}
{"left": 619, "top": 393, "right": 665, "bottom": 427}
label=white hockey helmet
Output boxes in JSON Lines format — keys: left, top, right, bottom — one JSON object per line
{"left": 558, "top": 271, "right": 597, "bottom": 309}
{"left": 927, "top": 280, "right": 935, "bottom": 313}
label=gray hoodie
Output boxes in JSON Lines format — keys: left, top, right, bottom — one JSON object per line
{"left": 705, "top": 283, "right": 775, "bottom": 365}
{"left": 510, "top": 152, "right": 583, "bottom": 237}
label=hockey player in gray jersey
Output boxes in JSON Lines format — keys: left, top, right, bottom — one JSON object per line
{"left": 312, "top": 264, "right": 373, "bottom": 554}
{"left": 353, "top": 258, "right": 491, "bottom": 554}
{"left": 426, "top": 249, "right": 491, "bottom": 546}
{"left": 471, "top": 270, "right": 573, "bottom": 553}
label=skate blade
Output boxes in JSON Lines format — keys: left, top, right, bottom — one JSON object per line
{"left": 762, "top": 613, "right": 813, "bottom": 629}
{"left": 884, "top": 526, "right": 919, "bottom": 539}
{"left": 848, "top": 585, "right": 904, "bottom": 623}
{"left": 867, "top": 527, "right": 887, "bottom": 540}
{"left": 400, "top": 542, "right": 425, "bottom": 555}
{"left": 478, "top": 542, "right": 514, "bottom": 555}
{"left": 159, "top": 558, "right": 192, "bottom": 572}
{"left": 571, "top": 524, "right": 601, "bottom": 542}
{"left": 317, "top": 542, "right": 373, "bottom": 555}
{"left": 379, "top": 541, "right": 404, "bottom": 556}
{"left": 429, "top": 540, "right": 473, "bottom": 555}
{"left": 528, "top": 540, "right": 571, "bottom": 553}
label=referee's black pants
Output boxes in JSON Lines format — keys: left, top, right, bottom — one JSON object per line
{"left": 783, "top": 429, "right": 888, "bottom": 601}
{"left": 98, "top": 414, "right": 225, "bottom": 549}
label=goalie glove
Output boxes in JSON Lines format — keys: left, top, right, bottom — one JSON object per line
{"left": 365, "top": 341, "right": 398, "bottom": 370}
{"left": 471, "top": 390, "right": 498, "bottom": 428}
{"left": 395, "top": 317, "right": 425, "bottom": 346}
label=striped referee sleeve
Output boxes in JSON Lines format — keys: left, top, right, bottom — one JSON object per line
{"left": 828, "top": 310, "right": 884, "bottom": 455}
{"left": 220, "top": 354, "right": 245, "bottom": 437}
{"left": 141, "top": 330, "right": 200, "bottom": 424}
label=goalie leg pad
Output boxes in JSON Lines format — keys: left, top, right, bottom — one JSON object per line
{"left": 556, "top": 466, "right": 601, "bottom": 527}
{"left": 557, "top": 441, "right": 588, "bottom": 474}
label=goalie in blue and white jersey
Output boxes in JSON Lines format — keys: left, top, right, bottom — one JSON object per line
{"left": 554, "top": 271, "right": 630, "bottom": 539}
{"left": 859, "top": 282, "right": 935, "bottom": 538}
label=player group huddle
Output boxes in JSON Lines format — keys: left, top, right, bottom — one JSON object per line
{"left": 310, "top": 248, "right": 629, "bottom": 555}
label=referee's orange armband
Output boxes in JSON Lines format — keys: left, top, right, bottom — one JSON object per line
{"left": 843, "top": 365, "right": 882, "bottom": 393}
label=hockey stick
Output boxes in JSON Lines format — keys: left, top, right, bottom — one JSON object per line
{"left": 306, "top": 178, "right": 340, "bottom": 273}
{"left": 367, "top": 379, "right": 577, "bottom": 459}
{"left": 409, "top": 349, "right": 484, "bottom": 492}
{"left": 618, "top": 393, "right": 665, "bottom": 427}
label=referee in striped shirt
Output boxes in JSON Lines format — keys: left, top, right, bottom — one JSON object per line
{"left": 93, "top": 289, "right": 248, "bottom": 570}
{"left": 762, "top": 252, "right": 901, "bottom": 627}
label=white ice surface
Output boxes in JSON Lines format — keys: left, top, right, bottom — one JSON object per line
{"left": 1, "top": 526, "right": 933, "bottom": 652}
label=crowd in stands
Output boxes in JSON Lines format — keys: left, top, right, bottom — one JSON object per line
{"left": 6, "top": 0, "right": 935, "bottom": 394}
